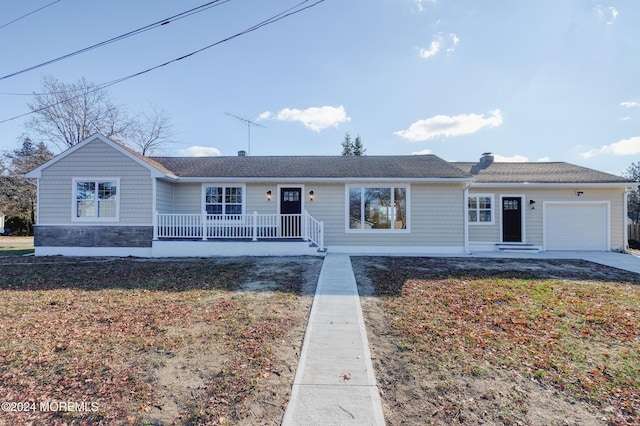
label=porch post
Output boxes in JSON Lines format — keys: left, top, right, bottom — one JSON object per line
{"left": 153, "top": 210, "right": 158, "bottom": 241}
{"left": 252, "top": 211, "right": 258, "bottom": 241}
{"left": 302, "top": 210, "right": 309, "bottom": 241}
{"left": 319, "top": 220, "right": 324, "bottom": 251}
{"left": 202, "top": 211, "right": 207, "bottom": 240}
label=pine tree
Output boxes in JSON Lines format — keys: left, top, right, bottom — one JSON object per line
{"left": 341, "top": 133, "right": 353, "bottom": 156}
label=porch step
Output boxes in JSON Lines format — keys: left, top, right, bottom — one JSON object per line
{"left": 496, "top": 243, "right": 540, "bottom": 253}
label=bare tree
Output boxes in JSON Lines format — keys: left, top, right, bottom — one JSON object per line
{"left": 26, "top": 76, "right": 134, "bottom": 151}
{"left": 128, "top": 104, "right": 177, "bottom": 155}
{"left": 25, "top": 76, "right": 177, "bottom": 155}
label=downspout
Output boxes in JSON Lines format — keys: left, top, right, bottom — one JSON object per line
{"left": 624, "top": 186, "right": 631, "bottom": 252}
{"left": 463, "top": 182, "right": 471, "bottom": 254}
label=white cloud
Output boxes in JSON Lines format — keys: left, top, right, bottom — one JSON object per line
{"left": 580, "top": 136, "right": 640, "bottom": 158}
{"left": 412, "top": 149, "right": 433, "bottom": 155}
{"left": 621, "top": 101, "right": 640, "bottom": 108}
{"left": 594, "top": 5, "right": 619, "bottom": 27}
{"left": 395, "top": 109, "right": 504, "bottom": 142}
{"left": 537, "top": 156, "right": 552, "bottom": 162}
{"left": 415, "top": 0, "right": 436, "bottom": 12}
{"left": 619, "top": 116, "right": 632, "bottom": 121}
{"left": 419, "top": 40, "right": 441, "bottom": 58}
{"left": 179, "top": 146, "right": 221, "bottom": 157}
{"left": 259, "top": 105, "right": 350, "bottom": 131}
{"left": 257, "top": 111, "right": 272, "bottom": 120}
{"left": 494, "top": 154, "right": 529, "bottom": 162}
{"left": 419, "top": 33, "right": 460, "bottom": 59}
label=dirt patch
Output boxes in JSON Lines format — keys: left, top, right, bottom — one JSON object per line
{"left": 353, "top": 256, "right": 640, "bottom": 425}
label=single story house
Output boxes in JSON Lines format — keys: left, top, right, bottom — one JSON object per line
{"left": 24, "top": 134, "right": 634, "bottom": 257}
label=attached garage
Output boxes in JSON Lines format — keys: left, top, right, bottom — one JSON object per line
{"left": 544, "top": 202, "right": 609, "bottom": 251}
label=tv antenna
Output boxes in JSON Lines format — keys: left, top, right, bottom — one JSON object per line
{"left": 225, "top": 112, "right": 266, "bottom": 155}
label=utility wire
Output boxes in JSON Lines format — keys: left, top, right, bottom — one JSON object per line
{"left": 0, "top": 0, "right": 326, "bottom": 125}
{"left": 0, "top": 0, "right": 62, "bottom": 31}
{"left": 0, "top": 0, "right": 232, "bottom": 81}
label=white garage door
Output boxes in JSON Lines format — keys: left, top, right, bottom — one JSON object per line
{"left": 545, "top": 203, "right": 608, "bottom": 251}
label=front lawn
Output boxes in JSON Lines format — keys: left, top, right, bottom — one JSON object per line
{"left": 354, "top": 257, "right": 640, "bottom": 425}
{"left": 0, "top": 257, "right": 321, "bottom": 425}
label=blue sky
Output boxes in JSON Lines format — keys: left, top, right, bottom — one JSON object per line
{"left": 1, "top": 0, "right": 639, "bottom": 175}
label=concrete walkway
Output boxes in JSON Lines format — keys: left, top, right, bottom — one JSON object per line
{"left": 282, "top": 253, "right": 385, "bottom": 426}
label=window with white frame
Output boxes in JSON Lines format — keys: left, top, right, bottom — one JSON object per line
{"left": 348, "top": 186, "right": 408, "bottom": 231}
{"left": 74, "top": 179, "right": 119, "bottom": 220}
{"left": 468, "top": 194, "right": 494, "bottom": 224}
{"left": 205, "top": 186, "right": 244, "bottom": 215}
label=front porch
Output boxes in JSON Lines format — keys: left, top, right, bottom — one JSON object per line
{"left": 152, "top": 211, "right": 325, "bottom": 257}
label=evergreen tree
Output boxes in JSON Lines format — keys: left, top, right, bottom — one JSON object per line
{"left": 0, "top": 135, "right": 54, "bottom": 234}
{"left": 341, "top": 133, "right": 366, "bottom": 156}
{"left": 624, "top": 162, "right": 640, "bottom": 224}
{"left": 352, "top": 135, "right": 366, "bottom": 156}
{"left": 341, "top": 133, "right": 353, "bottom": 156}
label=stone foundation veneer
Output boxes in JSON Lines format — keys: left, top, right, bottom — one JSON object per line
{"left": 35, "top": 226, "right": 153, "bottom": 247}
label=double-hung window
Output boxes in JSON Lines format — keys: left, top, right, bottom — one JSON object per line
{"left": 348, "top": 186, "right": 408, "bottom": 231}
{"left": 468, "top": 194, "right": 494, "bottom": 224}
{"left": 205, "top": 186, "right": 244, "bottom": 216}
{"left": 74, "top": 179, "right": 119, "bottom": 221}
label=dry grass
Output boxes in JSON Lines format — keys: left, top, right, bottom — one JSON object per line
{"left": 0, "top": 257, "right": 320, "bottom": 425}
{"left": 354, "top": 257, "right": 640, "bottom": 425}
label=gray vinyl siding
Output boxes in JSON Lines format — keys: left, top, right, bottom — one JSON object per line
{"left": 307, "top": 183, "right": 465, "bottom": 247}
{"left": 165, "top": 182, "right": 466, "bottom": 247}
{"left": 38, "top": 139, "right": 153, "bottom": 225}
{"left": 468, "top": 187, "right": 626, "bottom": 248}
{"left": 156, "top": 180, "right": 174, "bottom": 213}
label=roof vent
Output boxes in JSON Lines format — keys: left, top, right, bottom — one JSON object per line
{"left": 480, "top": 152, "right": 494, "bottom": 164}
{"left": 237, "top": 150, "right": 246, "bottom": 157}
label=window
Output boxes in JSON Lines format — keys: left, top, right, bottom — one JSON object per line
{"left": 468, "top": 194, "right": 494, "bottom": 224}
{"left": 348, "top": 186, "right": 408, "bottom": 231}
{"left": 205, "top": 186, "right": 243, "bottom": 215}
{"left": 74, "top": 179, "right": 119, "bottom": 220}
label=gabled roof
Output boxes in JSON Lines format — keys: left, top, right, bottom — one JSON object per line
{"left": 150, "top": 155, "right": 472, "bottom": 180}
{"left": 452, "top": 161, "right": 631, "bottom": 184}
{"left": 24, "top": 134, "right": 176, "bottom": 179}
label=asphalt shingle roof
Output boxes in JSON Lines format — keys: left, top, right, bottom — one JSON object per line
{"left": 149, "top": 155, "right": 472, "bottom": 179}
{"left": 452, "top": 161, "right": 631, "bottom": 184}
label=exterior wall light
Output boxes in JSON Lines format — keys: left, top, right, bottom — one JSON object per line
{"left": 266, "top": 190, "right": 272, "bottom": 201}
{"left": 576, "top": 190, "right": 584, "bottom": 196}
{"left": 529, "top": 199, "right": 536, "bottom": 210}
{"left": 309, "top": 190, "right": 314, "bottom": 201}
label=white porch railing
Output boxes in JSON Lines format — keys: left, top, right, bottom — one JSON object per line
{"left": 154, "top": 210, "right": 324, "bottom": 251}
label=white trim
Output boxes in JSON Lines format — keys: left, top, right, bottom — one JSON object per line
{"left": 201, "top": 183, "right": 247, "bottom": 215}
{"left": 176, "top": 176, "right": 473, "bottom": 184}
{"left": 277, "top": 184, "right": 306, "bottom": 216}
{"left": 499, "top": 194, "right": 526, "bottom": 243}
{"left": 327, "top": 245, "right": 465, "bottom": 255}
{"left": 34, "top": 223, "right": 152, "bottom": 227}
{"left": 463, "top": 183, "right": 470, "bottom": 253}
{"left": 72, "top": 178, "right": 120, "bottom": 222}
{"left": 152, "top": 240, "right": 322, "bottom": 257}
{"left": 468, "top": 193, "right": 495, "bottom": 225}
{"left": 344, "top": 184, "right": 411, "bottom": 233}
{"left": 543, "top": 201, "right": 610, "bottom": 251}
{"left": 35, "top": 246, "right": 152, "bottom": 257}
{"left": 470, "top": 182, "right": 630, "bottom": 189}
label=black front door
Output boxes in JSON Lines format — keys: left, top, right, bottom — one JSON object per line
{"left": 280, "top": 188, "right": 302, "bottom": 237}
{"left": 502, "top": 196, "right": 522, "bottom": 242}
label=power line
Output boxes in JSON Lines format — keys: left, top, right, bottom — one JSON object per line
{"left": 0, "top": 0, "right": 326, "bottom": 125}
{"left": 0, "top": 0, "right": 62, "bottom": 31}
{"left": 0, "top": 0, "right": 233, "bottom": 81}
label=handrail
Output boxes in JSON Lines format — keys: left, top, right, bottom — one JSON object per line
{"left": 156, "top": 211, "right": 323, "bottom": 249}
